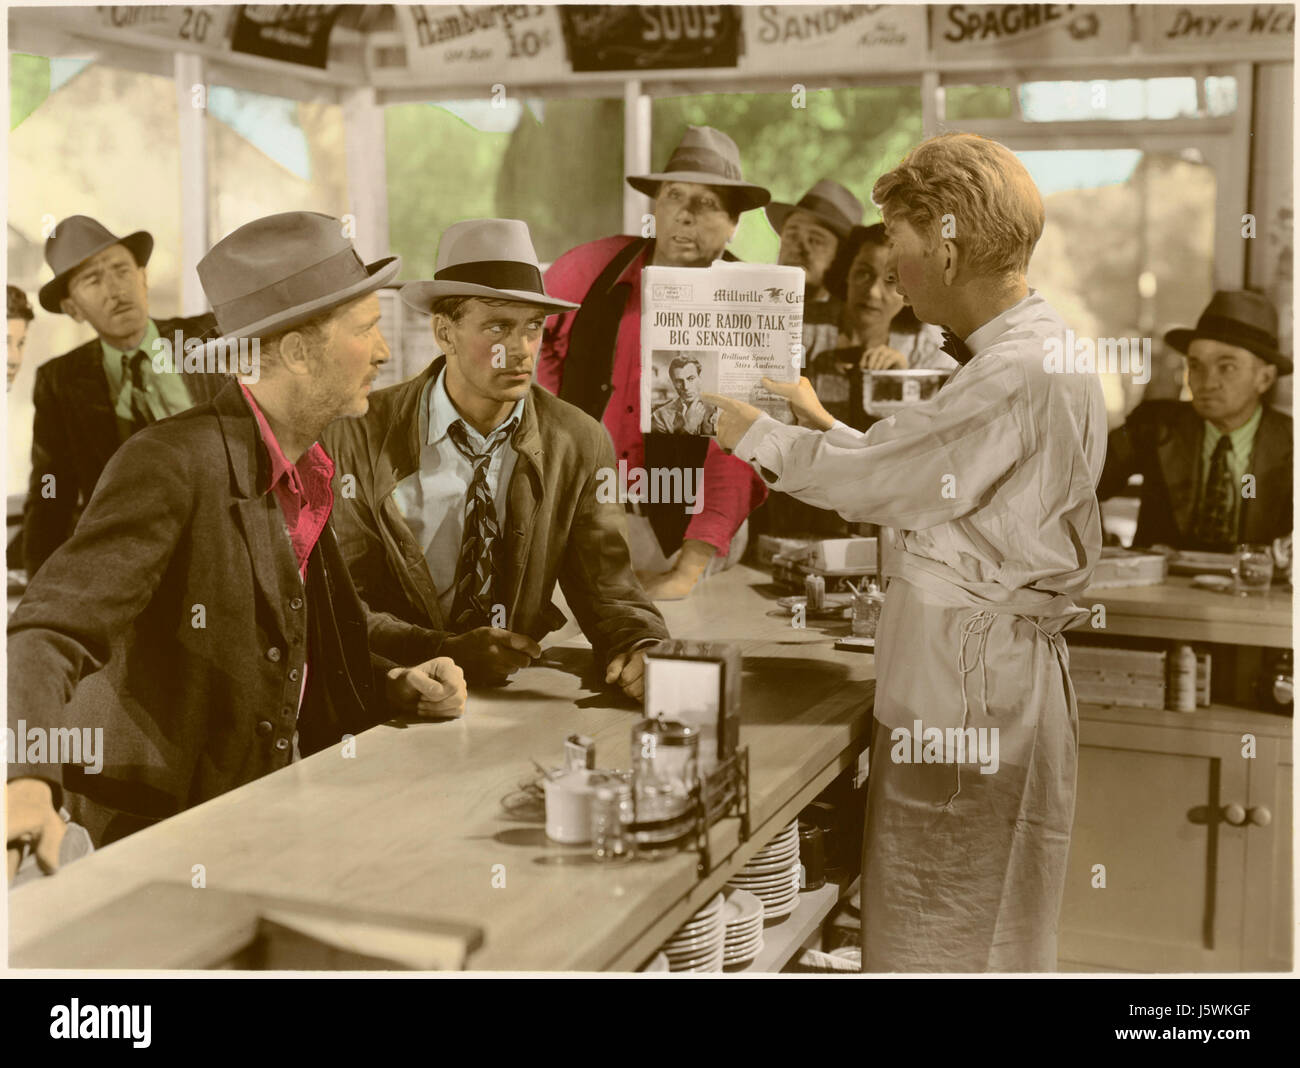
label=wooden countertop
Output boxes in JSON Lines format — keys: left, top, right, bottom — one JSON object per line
{"left": 8, "top": 565, "right": 875, "bottom": 972}
{"left": 1079, "top": 577, "right": 1293, "bottom": 648}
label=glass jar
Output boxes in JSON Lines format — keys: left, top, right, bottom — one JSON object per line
{"left": 630, "top": 718, "right": 699, "bottom": 853}
{"left": 590, "top": 773, "right": 633, "bottom": 864}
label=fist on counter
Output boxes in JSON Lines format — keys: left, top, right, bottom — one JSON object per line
{"left": 386, "top": 656, "right": 468, "bottom": 718}
{"left": 441, "top": 627, "right": 542, "bottom": 684}
{"left": 6, "top": 777, "right": 66, "bottom": 881}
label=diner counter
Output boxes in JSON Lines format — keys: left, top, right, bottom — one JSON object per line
{"left": 8, "top": 565, "right": 875, "bottom": 971}
{"left": 1078, "top": 575, "right": 1293, "bottom": 649}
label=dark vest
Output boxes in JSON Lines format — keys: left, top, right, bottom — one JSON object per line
{"left": 558, "top": 237, "right": 736, "bottom": 556}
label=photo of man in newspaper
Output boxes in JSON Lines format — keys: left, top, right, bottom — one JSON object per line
{"left": 649, "top": 350, "right": 720, "bottom": 436}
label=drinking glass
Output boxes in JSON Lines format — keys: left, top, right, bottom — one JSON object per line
{"left": 1232, "top": 543, "right": 1274, "bottom": 596}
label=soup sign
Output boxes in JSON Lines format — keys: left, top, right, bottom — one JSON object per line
{"left": 560, "top": 5, "right": 741, "bottom": 71}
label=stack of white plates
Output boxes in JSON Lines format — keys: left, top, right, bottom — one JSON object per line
{"left": 660, "top": 892, "right": 725, "bottom": 972}
{"left": 721, "top": 888, "right": 764, "bottom": 967}
{"left": 725, "top": 820, "right": 800, "bottom": 920}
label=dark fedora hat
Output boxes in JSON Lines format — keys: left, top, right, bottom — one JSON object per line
{"left": 401, "top": 219, "right": 578, "bottom": 316}
{"left": 766, "top": 179, "right": 864, "bottom": 241}
{"left": 196, "top": 212, "right": 400, "bottom": 350}
{"left": 1165, "top": 289, "right": 1291, "bottom": 376}
{"left": 39, "top": 215, "right": 154, "bottom": 313}
{"left": 627, "top": 125, "right": 770, "bottom": 212}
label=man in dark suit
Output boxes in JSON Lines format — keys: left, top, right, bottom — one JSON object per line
{"left": 22, "top": 215, "right": 227, "bottom": 577}
{"left": 7, "top": 212, "right": 466, "bottom": 872}
{"left": 325, "top": 219, "right": 668, "bottom": 697}
{"left": 1099, "top": 290, "right": 1292, "bottom": 551}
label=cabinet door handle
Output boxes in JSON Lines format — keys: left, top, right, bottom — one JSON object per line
{"left": 1247, "top": 806, "right": 1272, "bottom": 827}
{"left": 1220, "top": 802, "right": 1247, "bottom": 826}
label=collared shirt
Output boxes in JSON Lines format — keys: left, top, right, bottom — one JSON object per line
{"left": 239, "top": 384, "right": 336, "bottom": 578}
{"left": 735, "top": 290, "right": 1107, "bottom": 731}
{"left": 101, "top": 318, "right": 194, "bottom": 425}
{"left": 1199, "top": 403, "right": 1262, "bottom": 526}
{"left": 539, "top": 235, "right": 768, "bottom": 556}
{"left": 391, "top": 369, "right": 524, "bottom": 619}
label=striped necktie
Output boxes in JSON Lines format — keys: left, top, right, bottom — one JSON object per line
{"left": 1192, "top": 435, "right": 1236, "bottom": 550}
{"left": 122, "top": 350, "right": 155, "bottom": 434}
{"left": 447, "top": 417, "right": 517, "bottom": 630}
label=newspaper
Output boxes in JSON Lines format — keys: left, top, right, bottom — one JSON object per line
{"left": 640, "top": 262, "right": 804, "bottom": 436}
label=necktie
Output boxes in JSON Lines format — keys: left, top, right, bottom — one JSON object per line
{"left": 940, "top": 330, "right": 975, "bottom": 364}
{"left": 1192, "top": 435, "right": 1236, "bottom": 550}
{"left": 123, "top": 350, "right": 155, "bottom": 433}
{"left": 447, "top": 417, "right": 517, "bottom": 630}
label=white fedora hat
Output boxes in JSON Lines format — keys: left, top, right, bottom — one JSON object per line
{"left": 401, "top": 219, "right": 579, "bottom": 316}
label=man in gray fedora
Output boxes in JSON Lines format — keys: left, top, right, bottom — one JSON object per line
{"left": 538, "top": 126, "right": 773, "bottom": 601}
{"left": 7, "top": 212, "right": 466, "bottom": 871}
{"left": 22, "top": 215, "right": 226, "bottom": 578}
{"left": 325, "top": 218, "right": 668, "bottom": 696}
{"left": 767, "top": 179, "right": 865, "bottom": 365}
{"left": 1099, "top": 289, "right": 1292, "bottom": 551}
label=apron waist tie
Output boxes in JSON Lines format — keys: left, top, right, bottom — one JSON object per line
{"left": 942, "top": 610, "right": 1068, "bottom": 810}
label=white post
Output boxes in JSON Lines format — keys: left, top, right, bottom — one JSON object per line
{"left": 341, "top": 86, "right": 390, "bottom": 261}
{"left": 623, "top": 78, "right": 652, "bottom": 236}
{"left": 174, "top": 51, "right": 209, "bottom": 316}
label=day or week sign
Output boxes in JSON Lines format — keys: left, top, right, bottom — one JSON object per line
{"left": 396, "top": 5, "right": 567, "bottom": 85}
{"left": 559, "top": 5, "right": 740, "bottom": 72}
{"left": 934, "top": 5, "right": 1132, "bottom": 60}
{"left": 91, "top": 5, "right": 229, "bottom": 47}
{"left": 739, "top": 5, "right": 927, "bottom": 74}
{"left": 1138, "top": 4, "right": 1295, "bottom": 58}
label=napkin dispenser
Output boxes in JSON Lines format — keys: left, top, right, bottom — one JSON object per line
{"left": 643, "top": 640, "right": 742, "bottom": 773}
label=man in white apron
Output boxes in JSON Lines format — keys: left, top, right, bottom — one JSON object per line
{"left": 708, "top": 133, "right": 1107, "bottom": 971}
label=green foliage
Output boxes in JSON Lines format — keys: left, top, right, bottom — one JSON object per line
{"left": 384, "top": 87, "right": 923, "bottom": 273}
{"left": 652, "top": 87, "right": 922, "bottom": 262}
{"left": 10, "top": 54, "right": 50, "bottom": 130}
{"left": 944, "top": 85, "right": 1015, "bottom": 121}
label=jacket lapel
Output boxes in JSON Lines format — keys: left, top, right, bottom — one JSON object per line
{"left": 1241, "top": 405, "right": 1291, "bottom": 539}
{"left": 67, "top": 342, "right": 123, "bottom": 472}
{"left": 1157, "top": 407, "right": 1201, "bottom": 541}
{"left": 215, "top": 382, "right": 293, "bottom": 642}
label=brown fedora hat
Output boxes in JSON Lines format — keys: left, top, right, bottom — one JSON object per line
{"left": 39, "top": 215, "right": 154, "bottom": 313}
{"left": 1165, "top": 289, "right": 1290, "bottom": 375}
{"left": 197, "top": 212, "right": 400, "bottom": 352}
{"left": 627, "top": 125, "right": 770, "bottom": 212}
{"left": 765, "top": 179, "right": 864, "bottom": 241}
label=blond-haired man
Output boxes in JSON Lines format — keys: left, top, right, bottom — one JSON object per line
{"left": 709, "top": 133, "right": 1107, "bottom": 972}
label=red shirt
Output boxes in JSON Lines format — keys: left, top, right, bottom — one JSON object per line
{"left": 239, "top": 385, "right": 335, "bottom": 577}
{"left": 539, "top": 235, "right": 767, "bottom": 556}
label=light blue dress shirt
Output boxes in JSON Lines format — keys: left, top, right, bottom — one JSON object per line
{"left": 391, "top": 370, "right": 525, "bottom": 620}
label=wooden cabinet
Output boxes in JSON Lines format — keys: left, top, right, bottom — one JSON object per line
{"left": 1060, "top": 704, "right": 1292, "bottom": 972}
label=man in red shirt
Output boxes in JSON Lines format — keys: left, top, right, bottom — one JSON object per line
{"left": 8, "top": 212, "right": 465, "bottom": 870}
{"left": 538, "top": 126, "right": 771, "bottom": 600}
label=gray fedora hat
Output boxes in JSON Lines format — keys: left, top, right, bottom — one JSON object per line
{"left": 400, "top": 219, "right": 579, "bottom": 316}
{"left": 627, "top": 125, "right": 770, "bottom": 212}
{"left": 766, "top": 179, "right": 864, "bottom": 241}
{"left": 197, "top": 212, "right": 400, "bottom": 348}
{"left": 40, "top": 215, "right": 154, "bottom": 313}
